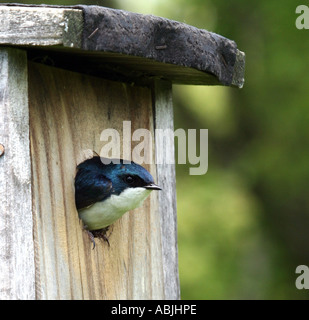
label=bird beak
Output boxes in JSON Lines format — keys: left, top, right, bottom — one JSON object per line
{"left": 144, "top": 183, "right": 162, "bottom": 190}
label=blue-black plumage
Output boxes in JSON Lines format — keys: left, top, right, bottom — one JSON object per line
{"left": 74, "top": 156, "right": 161, "bottom": 239}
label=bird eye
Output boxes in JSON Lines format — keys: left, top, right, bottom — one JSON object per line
{"left": 125, "top": 175, "right": 134, "bottom": 184}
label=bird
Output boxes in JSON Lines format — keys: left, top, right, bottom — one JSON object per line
{"left": 74, "top": 156, "right": 161, "bottom": 248}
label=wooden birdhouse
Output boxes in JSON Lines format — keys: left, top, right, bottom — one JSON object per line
{"left": 0, "top": 4, "right": 245, "bottom": 299}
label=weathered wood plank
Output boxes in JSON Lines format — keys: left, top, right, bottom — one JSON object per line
{"left": 0, "top": 47, "right": 35, "bottom": 299}
{"left": 79, "top": 5, "right": 242, "bottom": 87}
{"left": 29, "top": 62, "right": 165, "bottom": 299}
{"left": 0, "top": 4, "right": 245, "bottom": 87}
{"left": 153, "top": 80, "right": 180, "bottom": 299}
{"left": 0, "top": 6, "right": 82, "bottom": 47}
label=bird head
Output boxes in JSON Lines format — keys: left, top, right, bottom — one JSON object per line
{"left": 99, "top": 159, "right": 161, "bottom": 195}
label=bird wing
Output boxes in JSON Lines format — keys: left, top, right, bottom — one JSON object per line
{"left": 74, "top": 167, "right": 112, "bottom": 210}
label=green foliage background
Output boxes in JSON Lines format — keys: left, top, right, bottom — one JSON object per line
{"left": 119, "top": 0, "right": 309, "bottom": 299}
{"left": 11, "top": 0, "right": 309, "bottom": 299}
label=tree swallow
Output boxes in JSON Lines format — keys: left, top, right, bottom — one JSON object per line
{"left": 74, "top": 156, "right": 161, "bottom": 247}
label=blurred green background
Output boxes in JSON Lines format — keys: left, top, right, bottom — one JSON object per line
{"left": 12, "top": 0, "right": 309, "bottom": 299}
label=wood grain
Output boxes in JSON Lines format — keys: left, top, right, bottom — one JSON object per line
{"left": 0, "top": 47, "right": 35, "bottom": 299}
{"left": 0, "top": 6, "right": 82, "bottom": 47}
{"left": 29, "top": 62, "right": 165, "bottom": 299}
{"left": 153, "top": 80, "right": 180, "bottom": 299}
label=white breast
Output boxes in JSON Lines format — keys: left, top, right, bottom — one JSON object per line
{"left": 78, "top": 187, "right": 152, "bottom": 230}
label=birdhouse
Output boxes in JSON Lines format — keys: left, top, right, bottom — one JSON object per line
{"left": 0, "top": 4, "right": 245, "bottom": 299}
